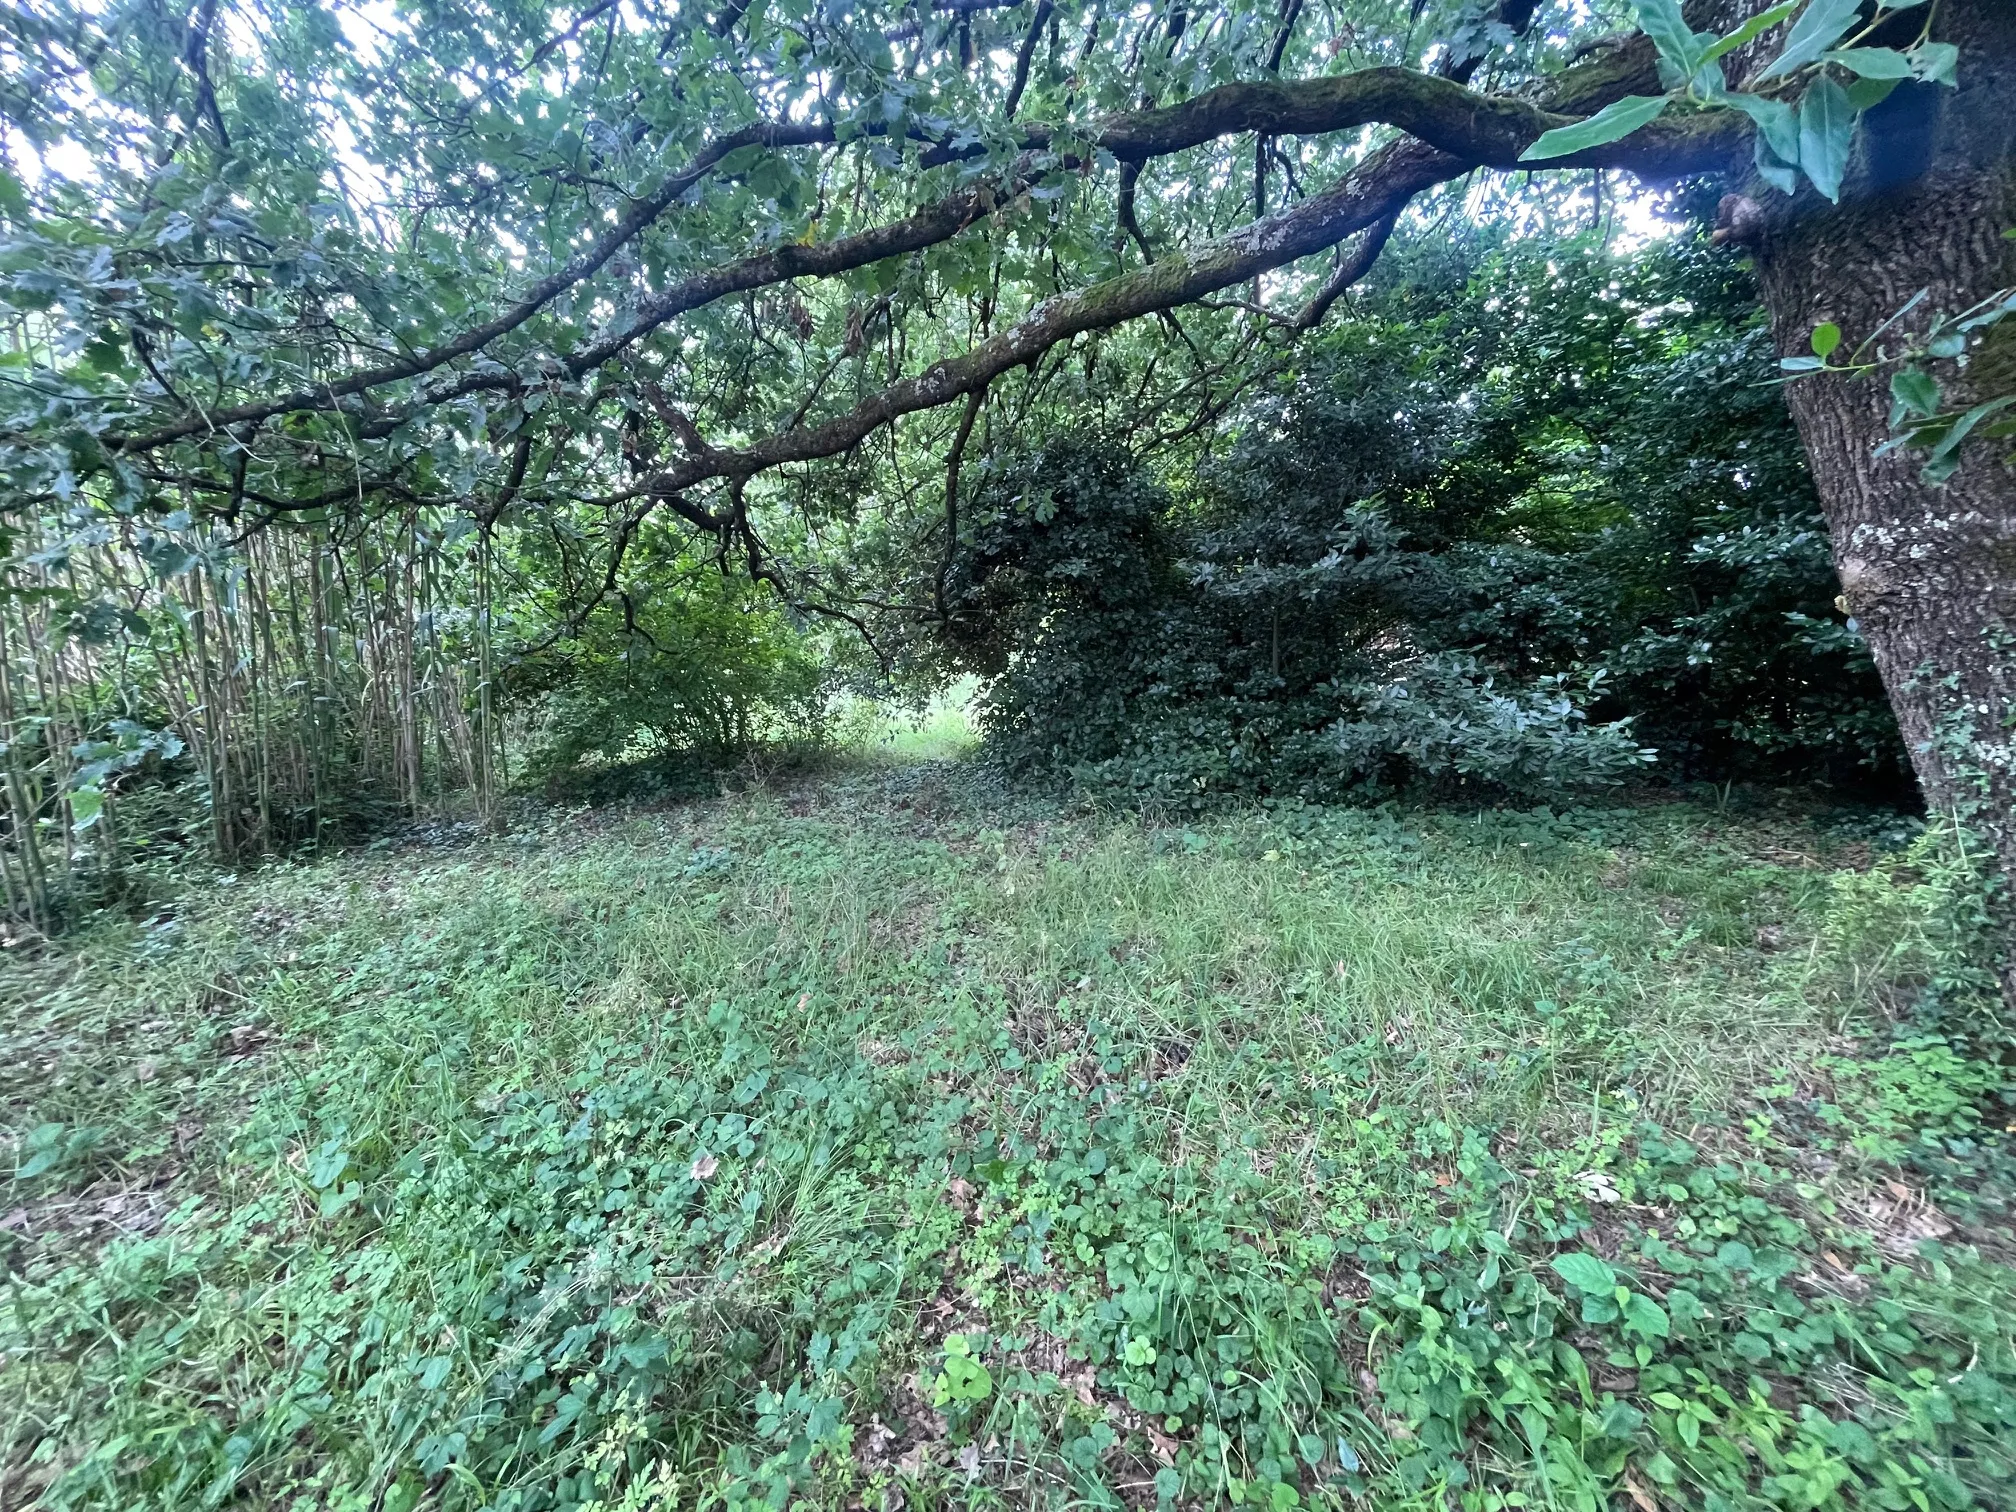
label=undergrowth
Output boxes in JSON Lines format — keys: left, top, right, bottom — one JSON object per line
{"left": 1, "top": 769, "right": 2009, "bottom": 1512}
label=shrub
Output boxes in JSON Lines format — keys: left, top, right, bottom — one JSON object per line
{"left": 512, "top": 567, "right": 825, "bottom": 794}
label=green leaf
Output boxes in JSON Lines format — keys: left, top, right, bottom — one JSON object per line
{"left": 1957, "top": 291, "right": 2016, "bottom": 329}
{"left": 1727, "top": 92, "right": 1801, "bottom": 165}
{"left": 68, "top": 785, "right": 105, "bottom": 830}
{"left": 1519, "top": 96, "right": 1672, "bottom": 162}
{"left": 1810, "top": 322, "right": 1841, "bottom": 358}
{"left": 1798, "top": 75, "right": 1854, "bottom": 201}
{"left": 1637, "top": 0, "right": 1703, "bottom": 77}
{"left": 1844, "top": 76, "right": 1901, "bottom": 111}
{"left": 1923, "top": 396, "right": 2016, "bottom": 471}
{"left": 1822, "top": 46, "right": 1913, "bottom": 79}
{"left": 1754, "top": 133, "right": 1800, "bottom": 194}
{"left": 1551, "top": 1253, "right": 1619, "bottom": 1293}
{"left": 1780, "top": 354, "right": 1828, "bottom": 372}
{"left": 1889, "top": 370, "right": 1940, "bottom": 423}
{"left": 1701, "top": 2, "right": 1800, "bottom": 67}
{"left": 1760, "top": 0, "right": 1866, "bottom": 80}
{"left": 1909, "top": 41, "right": 1959, "bottom": 85}
{"left": 1621, "top": 1290, "right": 1671, "bottom": 1339}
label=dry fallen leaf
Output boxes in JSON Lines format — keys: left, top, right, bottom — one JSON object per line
{"left": 1623, "top": 1473, "right": 1659, "bottom": 1512}
{"left": 957, "top": 1441, "right": 980, "bottom": 1477}
{"left": 1577, "top": 1170, "right": 1621, "bottom": 1204}
{"left": 690, "top": 1154, "right": 719, "bottom": 1181}
{"left": 946, "top": 1176, "right": 975, "bottom": 1215}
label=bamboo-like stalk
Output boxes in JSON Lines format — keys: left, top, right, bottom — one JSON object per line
{"left": 0, "top": 493, "right": 529, "bottom": 925}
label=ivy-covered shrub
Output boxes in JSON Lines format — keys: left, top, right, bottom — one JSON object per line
{"left": 942, "top": 232, "right": 1907, "bottom": 806}
{"left": 1394, "top": 231, "right": 1907, "bottom": 791}
{"left": 944, "top": 416, "right": 1650, "bottom": 806}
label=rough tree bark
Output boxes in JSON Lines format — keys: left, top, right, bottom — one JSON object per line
{"left": 1738, "top": 0, "right": 2016, "bottom": 998}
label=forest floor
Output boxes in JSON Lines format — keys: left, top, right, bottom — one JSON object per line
{"left": 2, "top": 764, "right": 2012, "bottom": 1512}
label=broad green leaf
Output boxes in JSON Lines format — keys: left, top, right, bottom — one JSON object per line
{"left": 1910, "top": 42, "right": 1959, "bottom": 85}
{"left": 1810, "top": 322, "right": 1841, "bottom": 358}
{"left": 1727, "top": 92, "right": 1801, "bottom": 165}
{"left": 1823, "top": 47, "right": 1913, "bottom": 79}
{"left": 1923, "top": 396, "right": 2016, "bottom": 472}
{"left": 1754, "top": 132, "right": 1800, "bottom": 194}
{"left": 68, "top": 785, "right": 104, "bottom": 830}
{"left": 1845, "top": 76, "right": 1901, "bottom": 111}
{"left": 1760, "top": 0, "right": 1866, "bottom": 81}
{"left": 1637, "top": 0, "right": 1703, "bottom": 77}
{"left": 1798, "top": 75, "right": 1854, "bottom": 201}
{"left": 1889, "top": 367, "right": 1941, "bottom": 422}
{"left": 1689, "top": 57, "right": 1730, "bottom": 99}
{"left": 1701, "top": 2, "right": 1800, "bottom": 67}
{"left": 1621, "top": 1290, "right": 1671, "bottom": 1339}
{"left": 1551, "top": 1253, "right": 1619, "bottom": 1293}
{"left": 1519, "top": 95, "right": 1671, "bottom": 162}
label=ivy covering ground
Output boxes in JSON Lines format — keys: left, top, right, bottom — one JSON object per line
{"left": 1, "top": 767, "right": 2010, "bottom": 1512}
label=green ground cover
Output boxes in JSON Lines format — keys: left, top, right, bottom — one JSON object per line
{"left": 1, "top": 768, "right": 2009, "bottom": 1512}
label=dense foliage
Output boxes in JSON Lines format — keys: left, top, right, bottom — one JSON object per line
{"left": 0, "top": 0, "right": 1973, "bottom": 937}
{"left": 932, "top": 233, "right": 1905, "bottom": 806}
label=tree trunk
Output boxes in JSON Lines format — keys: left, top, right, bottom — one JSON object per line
{"left": 1740, "top": 0, "right": 2016, "bottom": 1004}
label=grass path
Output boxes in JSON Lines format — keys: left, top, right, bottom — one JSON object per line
{"left": 2, "top": 769, "right": 2010, "bottom": 1512}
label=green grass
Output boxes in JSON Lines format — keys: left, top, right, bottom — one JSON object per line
{"left": 1, "top": 769, "right": 2010, "bottom": 1512}
{"left": 829, "top": 679, "right": 981, "bottom": 764}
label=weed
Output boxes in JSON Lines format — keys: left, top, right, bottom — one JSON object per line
{"left": 1, "top": 774, "right": 2008, "bottom": 1510}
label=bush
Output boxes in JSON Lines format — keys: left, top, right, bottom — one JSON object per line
{"left": 936, "top": 231, "right": 1907, "bottom": 807}
{"left": 512, "top": 566, "right": 825, "bottom": 795}
{"left": 945, "top": 416, "right": 1650, "bottom": 807}
{"left": 1404, "top": 233, "right": 1906, "bottom": 791}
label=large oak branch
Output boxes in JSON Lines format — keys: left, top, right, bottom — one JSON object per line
{"left": 637, "top": 94, "right": 1745, "bottom": 505}
{"left": 113, "top": 30, "right": 1733, "bottom": 454}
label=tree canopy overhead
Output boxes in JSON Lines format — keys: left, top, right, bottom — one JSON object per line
{"left": 0, "top": 1, "right": 1983, "bottom": 516}
{"left": 0, "top": 0, "right": 1803, "bottom": 531}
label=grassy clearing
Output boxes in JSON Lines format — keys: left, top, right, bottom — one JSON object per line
{"left": 1, "top": 768, "right": 2010, "bottom": 1512}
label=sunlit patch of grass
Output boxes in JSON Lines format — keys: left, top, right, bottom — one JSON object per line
{"left": 828, "top": 677, "right": 980, "bottom": 764}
